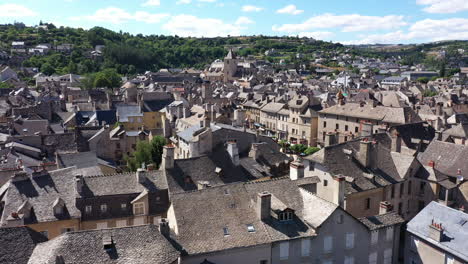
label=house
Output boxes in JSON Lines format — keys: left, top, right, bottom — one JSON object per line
{"left": 27, "top": 225, "right": 180, "bottom": 264}
{"left": 405, "top": 201, "right": 468, "bottom": 264}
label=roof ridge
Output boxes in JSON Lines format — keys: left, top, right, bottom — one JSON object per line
{"left": 244, "top": 176, "right": 290, "bottom": 185}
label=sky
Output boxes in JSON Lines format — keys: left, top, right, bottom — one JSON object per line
{"left": 0, "top": 0, "right": 468, "bottom": 44}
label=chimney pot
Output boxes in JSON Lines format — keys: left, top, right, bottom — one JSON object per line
{"left": 379, "top": 201, "right": 393, "bottom": 215}
{"left": 257, "top": 192, "right": 271, "bottom": 221}
{"left": 428, "top": 160, "right": 435, "bottom": 168}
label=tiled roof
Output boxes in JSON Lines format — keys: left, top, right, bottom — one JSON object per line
{"left": 359, "top": 212, "right": 405, "bottom": 231}
{"left": 0, "top": 226, "right": 47, "bottom": 264}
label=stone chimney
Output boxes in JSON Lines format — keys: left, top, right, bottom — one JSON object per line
{"left": 227, "top": 141, "right": 240, "bottom": 166}
{"left": 75, "top": 175, "right": 84, "bottom": 195}
{"left": 391, "top": 132, "right": 402, "bottom": 153}
{"left": 162, "top": 145, "right": 175, "bottom": 170}
{"left": 289, "top": 157, "right": 305, "bottom": 180}
{"left": 360, "top": 122, "right": 374, "bottom": 137}
{"left": 136, "top": 168, "right": 146, "bottom": 184}
{"left": 379, "top": 201, "right": 393, "bottom": 215}
{"left": 249, "top": 143, "right": 262, "bottom": 160}
{"left": 428, "top": 220, "right": 444, "bottom": 242}
{"left": 159, "top": 218, "right": 170, "bottom": 237}
{"left": 257, "top": 192, "right": 271, "bottom": 221}
{"left": 333, "top": 175, "right": 346, "bottom": 207}
{"left": 203, "top": 111, "right": 211, "bottom": 128}
{"left": 435, "top": 103, "right": 443, "bottom": 116}
{"left": 233, "top": 109, "right": 246, "bottom": 127}
{"left": 358, "top": 138, "right": 372, "bottom": 168}
{"left": 324, "top": 132, "right": 337, "bottom": 147}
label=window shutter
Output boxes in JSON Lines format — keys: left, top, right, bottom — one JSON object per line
{"left": 280, "top": 242, "right": 289, "bottom": 260}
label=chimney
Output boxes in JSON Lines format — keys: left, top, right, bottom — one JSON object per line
{"left": 227, "top": 141, "right": 240, "bottom": 166}
{"left": 333, "top": 175, "right": 346, "bottom": 207}
{"left": 428, "top": 160, "right": 435, "bottom": 168}
{"left": 203, "top": 111, "right": 211, "bottom": 128}
{"left": 136, "top": 168, "right": 146, "bottom": 184}
{"left": 197, "top": 181, "right": 210, "bottom": 190}
{"left": 391, "top": 132, "right": 402, "bottom": 153}
{"left": 161, "top": 145, "right": 175, "bottom": 170}
{"left": 11, "top": 171, "right": 29, "bottom": 182}
{"left": 379, "top": 201, "right": 393, "bottom": 215}
{"left": 249, "top": 143, "right": 262, "bottom": 160}
{"left": 428, "top": 220, "right": 444, "bottom": 242}
{"left": 75, "top": 175, "right": 84, "bottom": 195}
{"left": 360, "top": 122, "right": 373, "bottom": 137}
{"left": 257, "top": 192, "right": 271, "bottom": 221}
{"left": 358, "top": 139, "right": 372, "bottom": 168}
{"left": 436, "top": 103, "right": 443, "bottom": 116}
{"left": 159, "top": 218, "right": 170, "bottom": 237}
{"left": 289, "top": 157, "right": 305, "bottom": 180}
{"left": 324, "top": 132, "right": 337, "bottom": 147}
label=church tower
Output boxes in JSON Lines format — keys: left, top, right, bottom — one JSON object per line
{"left": 223, "top": 49, "right": 238, "bottom": 83}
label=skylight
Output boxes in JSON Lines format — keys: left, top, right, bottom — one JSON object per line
{"left": 247, "top": 224, "right": 255, "bottom": 233}
{"left": 223, "top": 227, "right": 230, "bottom": 236}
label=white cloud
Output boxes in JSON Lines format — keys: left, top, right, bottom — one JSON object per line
{"left": 344, "top": 18, "right": 468, "bottom": 44}
{"left": 162, "top": 15, "right": 247, "bottom": 37}
{"left": 276, "top": 5, "right": 304, "bottom": 15}
{"left": 142, "top": 0, "right": 160, "bottom": 6}
{"left": 235, "top": 16, "right": 254, "bottom": 25}
{"left": 296, "top": 31, "right": 335, "bottom": 40}
{"left": 177, "top": 0, "right": 191, "bottom": 4}
{"left": 416, "top": 0, "right": 468, "bottom": 14}
{"left": 70, "top": 7, "right": 169, "bottom": 24}
{"left": 242, "top": 5, "right": 264, "bottom": 12}
{"left": 0, "top": 4, "right": 37, "bottom": 17}
{"left": 272, "top": 13, "right": 407, "bottom": 33}
{"left": 198, "top": 0, "right": 217, "bottom": 2}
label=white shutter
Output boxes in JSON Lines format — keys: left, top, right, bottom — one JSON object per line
{"left": 324, "top": 236, "right": 333, "bottom": 253}
{"left": 280, "top": 242, "right": 289, "bottom": 260}
{"left": 116, "top": 219, "right": 127, "bottom": 227}
{"left": 386, "top": 227, "right": 394, "bottom": 241}
{"left": 301, "top": 238, "right": 310, "bottom": 256}
{"left": 96, "top": 222, "right": 108, "bottom": 229}
{"left": 369, "top": 252, "right": 377, "bottom": 264}
{"left": 346, "top": 233, "right": 355, "bottom": 249}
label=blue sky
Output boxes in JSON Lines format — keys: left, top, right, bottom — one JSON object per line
{"left": 1, "top": 0, "right": 467, "bottom": 44}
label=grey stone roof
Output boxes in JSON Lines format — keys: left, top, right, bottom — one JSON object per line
{"left": 28, "top": 225, "right": 180, "bottom": 264}
{"left": 359, "top": 212, "right": 405, "bottom": 231}
{"left": 261, "top": 102, "right": 285, "bottom": 114}
{"left": 407, "top": 201, "right": 468, "bottom": 261}
{"left": 417, "top": 140, "right": 468, "bottom": 179}
{"left": 307, "top": 134, "right": 415, "bottom": 195}
{"left": 116, "top": 105, "right": 142, "bottom": 122}
{"left": 319, "top": 103, "right": 421, "bottom": 124}
{"left": 0, "top": 226, "right": 47, "bottom": 264}
{"left": 0, "top": 167, "right": 81, "bottom": 225}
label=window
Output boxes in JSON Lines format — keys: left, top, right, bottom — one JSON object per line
{"left": 247, "top": 224, "right": 255, "bottom": 233}
{"left": 386, "top": 227, "right": 394, "bottom": 241}
{"left": 337, "top": 214, "right": 344, "bottom": 224}
{"left": 400, "top": 183, "right": 404, "bottom": 198}
{"left": 280, "top": 241, "right": 289, "bottom": 260}
{"left": 133, "top": 202, "right": 145, "bottom": 215}
{"left": 383, "top": 248, "right": 392, "bottom": 264}
{"left": 116, "top": 219, "right": 127, "bottom": 227}
{"left": 369, "top": 252, "right": 377, "bottom": 264}
{"left": 355, "top": 127, "right": 359, "bottom": 133}
{"left": 309, "top": 162, "right": 315, "bottom": 171}
{"left": 335, "top": 124, "right": 339, "bottom": 130}
{"left": 61, "top": 227, "right": 74, "bottom": 234}
{"left": 85, "top": 205, "right": 92, "bottom": 214}
{"left": 121, "top": 203, "right": 127, "bottom": 211}
{"left": 371, "top": 231, "right": 378, "bottom": 245}
{"left": 446, "top": 255, "right": 455, "bottom": 264}
{"left": 100, "top": 204, "right": 107, "bottom": 213}
{"left": 323, "top": 236, "right": 333, "bottom": 253}
{"left": 301, "top": 238, "right": 310, "bottom": 256}
{"left": 345, "top": 233, "right": 355, "bottom": 249}
{"left": 419, "top": 182, "right": 426, "bottom": 195}
{"left": 408, "top": 180, "right": 412, "bottom": 195}
{"left": 223, "top": 227, "right": 230, "bottom": 236}
{"left": 54, "top": 206, "right": 63, "bottom": 215}
{"left": 259, "top": 260, "right": 268, "bottom": 264}
{"left": 345, "top": 125, "right": 348, "bottom": 131}
{"left": 96, "top": 222, "right": 108, "bottom": 229}
{"left": 365, "top": 198, "right": 371, "bottom": 210}
{"left": 344, "top": 256, "right": 354, "bottom": 264}
{"left": 279, "top": 211, "right": 293, "bottom": 221}
{"left": 391, "top": 185, "right": 395, "bottom": 198}
{"left": 398, "top": 202, "right": 403, "bottom": 215}
{"left": 323, "top": 121, "right": 327, "bottom": 128}
{"left": 324, "top": 180, "right": 328, "bottom": 187}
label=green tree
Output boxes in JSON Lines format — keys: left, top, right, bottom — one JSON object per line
{"left": 0, "top": 82, "right": 13, "bottom": 89}
{"left": 304, "top": 147, "right": 320, "bottom": 156}
{"left": 41, "top": 62, "right": 55, "bottom": 75}
{"left": 125, "top": 136, "right": 167, "bottom": 171}
{"left": 150, "top": 136, "right": 167, "bottom": 169}
{"left": 417, "top": 77, "right": 429, "bottom": 84}
{"left": 290, "top": 144, "right": 308, "bottom": 155}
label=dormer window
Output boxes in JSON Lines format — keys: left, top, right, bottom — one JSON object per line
{"left": 52, "top": 198, "right": 65, "bottom": 216}
{"left": 133, "top": 202, "right": 145, "bottom": 215}
{"left": 85, "top": 205, "right": 92, "bottom": 214}
{"left": 54, "top": 206, "right": 63, "bottom": 215}
{"left": 278, "top": 210, "right": 294, "bottom": 222}
{"left": 100, "top": 204, "right": 107, "bottom": 213}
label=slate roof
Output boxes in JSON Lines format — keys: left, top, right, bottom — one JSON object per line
{"left": 0, "top": 226, "right": 48, "bottom": 264}
{"left": 28, "top": 225, "right": 180, "bottom": 264}
{"left": 319, "top": 103, "right": 421, "bottom": 124}
{"left": 143, "top": 99, "right": 174, "bottom": 112}
{"left": 13, "top": 119, "right": 49, "bottom": 136}
{"left": 170, "top": 177, "right": 326, "bottom": 256}
{"left": 417, "top": 140, "right": 468, "bottom": 179}
{"left": 78, "top": 171, "right": 168, "bottom": 198}
{"left": 306, "top": 134, "right": 414, "bottom": 195}
{"left": 116, "top": 105, "right": 142, "bottom": 122}
{"left": 444, "top": 123, "right": 468, "bottom": 138}
{"left": 389, "top": 122, "right": 435, "bottom": 151}
{"left": 407, "top": 201, "right": 468, "bottom": 261}
{"left": 0, "top": 167, "right": 81, "bottom": 225}
{"left": 359, "top": 212, "right": 405, "bottom": 231}
{"left": 261, "top": 102, "right": 285, "bottom": 114}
